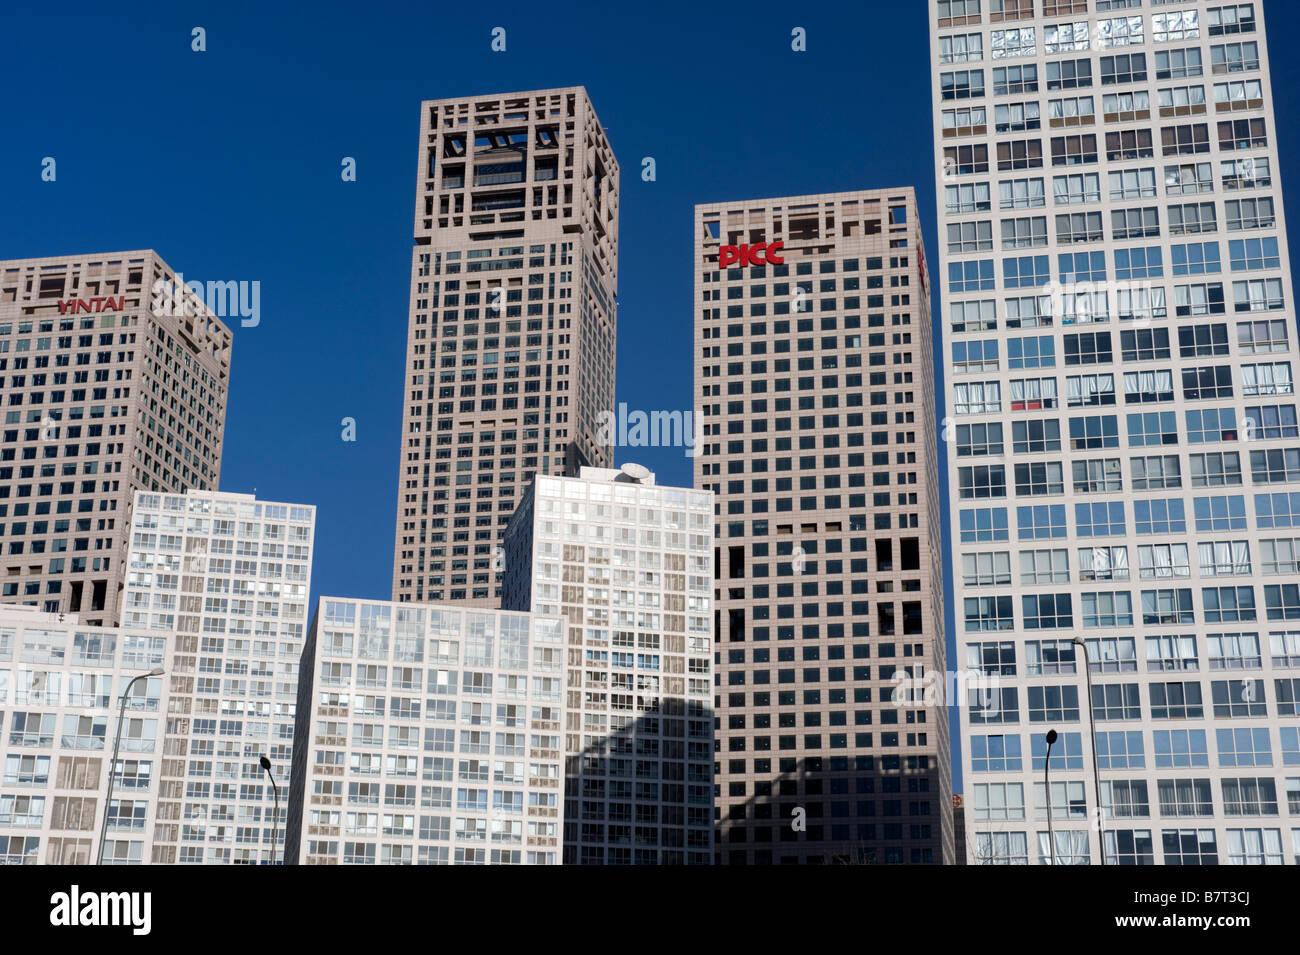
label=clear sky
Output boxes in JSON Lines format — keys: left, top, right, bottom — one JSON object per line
{"left": 5, "top": 0, "right": 1300, "bottom": 790}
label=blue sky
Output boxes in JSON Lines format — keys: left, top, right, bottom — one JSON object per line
{"left": 5, "top": 0, "right": 1300, "bottom": 788}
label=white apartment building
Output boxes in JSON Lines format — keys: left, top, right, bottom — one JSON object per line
{"left": 0, "top": 604, "right": 168, "bottom": 865}
{"left": 502, "top": 464, "right": 715, "bottom": 864}
{"left": 285, "top": 599, "right": 567, "bottom": 865}
{"left": 931, "top": 0, "right": 1300, "bottom": 863}
{"left": 120, "top": 489, "right": 315, "bottom": 863}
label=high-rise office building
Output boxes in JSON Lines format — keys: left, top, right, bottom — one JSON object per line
{"left": 0, "top": 604, "right": 169, "bottom": 865}
{"left": 931, "top": 0, "right": 1300, "bottom": 864}
{"left": 121, "top": 489, "right": 315, "bottom": 863}
{"left": 502, "top": 465, "right": 715, "bottom": 864}
{"left": 391, "top": 87, "right": 620, "bottom": 608}
{"left": 285, "top": 598, "right": 567, "bottom": 865}
{"left": 693, "top": 190, "right": 951, "bottom": 864}
{"left": 0, "top": 251, "right": 232, "bottom": 627}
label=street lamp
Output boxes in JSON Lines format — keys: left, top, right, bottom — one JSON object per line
{"left": 1072, "top": 636, "right": 1107, "bottom": 864}
{"left": 260, "top": 755, "right": 279, "bottom": 865}
{"left": 1044, "top": 728, "right": 1058, "bottom": 866}
{"left": 97, "top": 667, "right": 164, "bottom": 865}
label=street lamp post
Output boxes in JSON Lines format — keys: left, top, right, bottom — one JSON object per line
{"left": 1072, "top": 637, "right": 1107, "bottom": 865}
{"left": 97, "top": 667, "right": 164, "bottom": 865}
{"left": 260, "top": 755, "right": 279, "bottom": 865}
{"left": 1044, "top": 728, "right": 1058, "bottom": 866}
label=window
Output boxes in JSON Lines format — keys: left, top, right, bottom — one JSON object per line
{"left": 1158, "top": 84, "right": 1207, "bottom": 116}
{"left": 945, "top": 143, "right": 991, "bottom": 179}
{"left": 1131, "top": 455, "right": 1180, "bottom": 491}
{"left": 959, "top": 464, "right": 1007, "bottom": 499}
{"left": 1147, "top": 636, "right": 1199, "bottom": 673}
{"left": 1123, "top": 370, "right": 1173, "bottom": 404}
{"left": 948, "top": 220, "right": 994, "bottom": 253}
{"left": 1054, "top": 211, "right": 1102, "bottom": 245}
{"left": 1245, "top": 406, "right": 1300, "bottom": 444}
{"left": 1179, "top": 323, "right": 1229, "bottom": 357}
{"left": 941, "top": 70, "right": 986, "bottom": 100}
{"left": 946, "top": 182, "right": 993, "bottom": 215}
{"left": 1233, "top": 278, "right": 1284, "bottom": 313}
{"left": 1047, "top": 95, "right": 1095, "bottom": 126}
{"left": 1075, "top": 501, "right": 1125, "bottom": 537}
{"left": 1080, "top": 545, "right": 1129, "bottom": 581}
{"left": 1063, "top": 332, "right": 1110, "bottom": 366}
{"left": 1216, "top": 79, "right": 1264, "bottom": 111}
{"left": 1168, "top": 202, "right": 1216, "bottom": 236}
{"left": 1054, "top": 173, "right": 1101, "bottom": 205}
{"left": 1001, "top": 216, "right": 1048, "bottom": 249}
{"left": 1121, "top": 328, "right": 1170, "bottom": 361}
{"left": 1150, "top": 680, "right": 1203, "bottom": 718}
{"left": 1223, "top": 156, "right": 1270, "bottom": 190}
{"left": 1059, "top": 251, "right": 1106, "bottom": 283}
{"left": 1165, "top": 161, "right": 1213, "bottom": 196}
{"left": 958, "top": 422, "right": 1005, "bottom": 456}
{"left": 1252, "top": 449, "right": 1300, "bottom": 485}
{"left": 1190, "top": 452, "right": 1242, "bottom": 487}
{"left": 1217, "top": 727, "right": 1272, "bottom": 767}
{"left": 1005, "top": 294, "right": 1053, "bottom": 328}
{"left": 1015, "top": 461, "right": 1064, "bottom": 496}
{"left": 1126, "top": 411, "right": 1177, "bottom": 447}
{"left": 962, "top": 552, "right": 1013, "bottom": 587}
{"left": 1092, "top": 683, "right": 1142, "bottom": 720}
{"left": 938, "top": 0, "right": 983, "bottom": 27}
{"left": 1008, "top": 335, "right": 1055, "bottom": 368}
{"left": 1242, "top": 363, "right": 1294, "bottom": 397}
{"left": 1069, "top": 414, "right": 1119, "bottom": 450}
{"left": 1181, "top": 365, "right": 1233, "bottom": 401}
{"left": 949, "top": 260, "right": 996, "bottom": 294}
{"left": 1111, "top": 206, "right": 1159, "bottom": 240}
{"left": 1009, "top": 376, "right": 1058, "bottom": 410}
{"left": 1156, "top": 47, "right": 1203, "bottom": 80}
{"left": 993, "top": 64, "right": 1039, "bottom": 96}
{"left": 1027, "top": 685, "right": 1079, "bottom": 722}
{"left": 1050, "top": 134, "right": 1097, "bottom": 166}
{"left": 1260, "top": 539, "right": 1300, "bottom": 576}
{"left": 1175, "top": 283, "right": 1225, "bottom": 316}
{"left": 1047, "top": 57, "right": 1093, "bottom": 91}
{"left": 1069, "top": 373, "right": 1117, "bottom": 407}
{"left": 1017, "top": 505, "right": 1068, "bottom": 540}
{"left": 1082, "top": 591, "right": 1134, "bottom": 628}
{"left": 1103, "top": 90, "right": 1151, "bottom": 122}
{"left": 1020, "top": 548, "right": 1070, "bottom": 585}
{"left": 1003, "top": 256, "right": 1051, "bottom": 288}
{"left": 960, "top": 507, "right": 1010, "bottom": 543}
{"left": 1229, "top": 237, "right": 1280, "bottom": 272}
{"left": 1265, "top": 584, "right": 1300, "bottom": 621}
{"left": 1199, "top": 541, "right": 1252, "bottom": 577}
{"left": 1102, "top": 52, "right": 1147, "bottom": 84}
{"left": 1172, "top": 241, "right": 1222, "bottom": 276}
{"left": 1194, "top": 494, "right": 1247, "bottom": 531}
{"left": 1013, "top": 418, "right": 1062, "bottom": 453}
{"left": 1212, "top": 41, "right": 1261, "bottom": 74}
{"left": 1202, "top": 588, "right": 1257, "bottom": 625}
{"left": 1143, "top": 590, "right": 1195, "bottom": 626}
{"left": 1153, "top": 11, "right": 1200, "bottom": 43}
{"left": 940, "top": 32, "right": 985, "bottom": 64}
{"left": 1133, "top": 498, "right": 1187, "bottom": 535}
{"left": 998, "top": 139, "right": 1044, "bottom": 171}
{"left": 1106, "top": 129, "right": 1153, "bottom": 161}
{"left": 954, "top": 380, "right": 1002, "bottom": 414}
{"left": 992, "top": 28, "right": 1037, "bottom": 58}
{"left": 1138, "top": 543, "right": 1191, "bottom": 580}
{"left": 1097, "top": 16, "right": 1144, "bottom": 48}
{"left": 1023, "top": 593, "right": 1073, "bottom": 629}
{"left": 1157, "top": 779, "right": 1214, "bottom": 817}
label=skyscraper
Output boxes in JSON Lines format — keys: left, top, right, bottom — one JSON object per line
{"left": 0, "top": 251, "right": 232, "bottom": 627}
{"left": 694, "top": 190, "right": 951, "bottom": 864}
{"left": 502, "top": 465, "right": 716, "bottom": 864}
{"left": 931, "top": 0, "right": 1300, "bottom": 864}
{"left": 121, "top": 489, "right": 315, "bottom": 864}
{"left": 391, "top": 87, "right": 620, "bottom": 608}
{"left": 285, "top": 598, "right": 567, "bottom": 865}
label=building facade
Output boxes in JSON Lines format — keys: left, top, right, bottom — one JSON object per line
{"left": 390, "top": 87, "right": 620, "bottom": 608}
{"left": 0, "top": 604, "right": 169, "bottom": 865}
{"left": 0, "top": 251, "right": 232, "bottom": 627}
{"left": 286, "top": 598, "right": 567, "bottom": 865}
{"left": 502, "top": 465, "right": 715, "bottom": 864}
{"left": 931, "top": 0, "right": 1300, "bottom": 863}
{"left": 694, "top": 189, "right": 951, "bottom": 864}
{"left": 121, "top": 489, "right": 315, "bottom": 863}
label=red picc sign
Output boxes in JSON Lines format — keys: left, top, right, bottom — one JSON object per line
{"left": 719, "top": 241, "right": 785, "bottom": 268}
